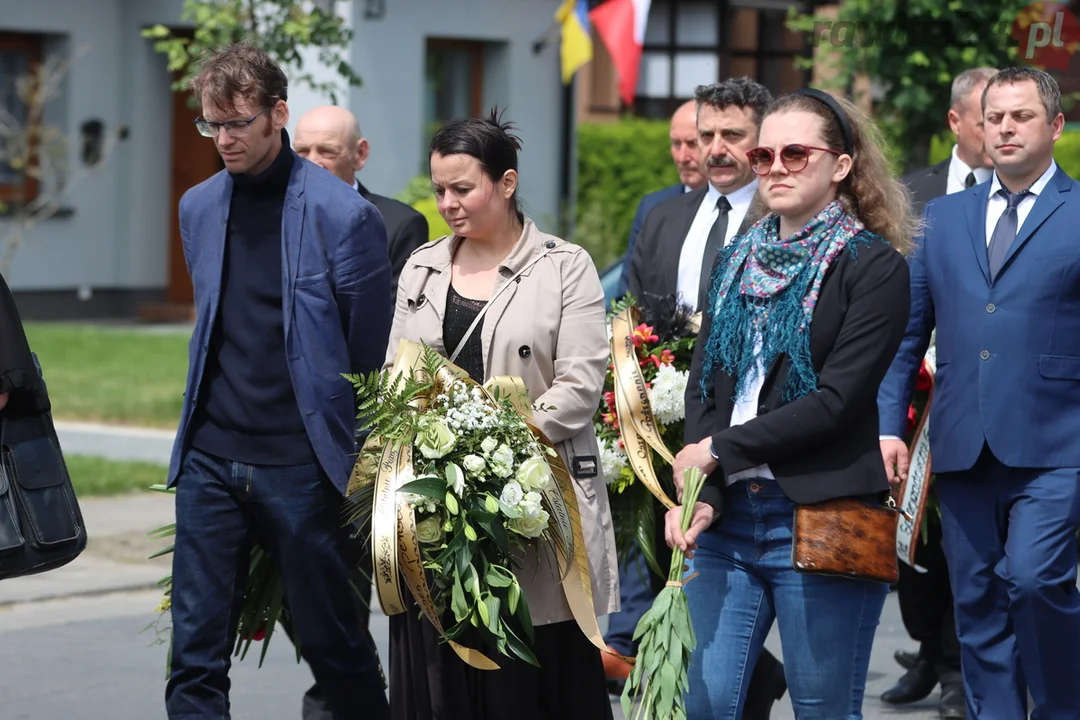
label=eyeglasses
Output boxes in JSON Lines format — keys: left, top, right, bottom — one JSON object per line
{"left": 194, "top": 107, "right": 270, "bottom": 138}
{"left": 746, "top": 144, "right": 842, "bottom": 175}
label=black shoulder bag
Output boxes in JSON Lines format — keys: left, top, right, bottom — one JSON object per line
{"left": 0, "top": 354, "right": 87, "bottom": 580}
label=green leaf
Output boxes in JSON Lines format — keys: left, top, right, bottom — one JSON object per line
{"left": 485, "top": 564, "right": 512, "bottom": 588}
{"left": 484, "top": 594, "right": 502, "bottom": 637}
{"left": 503, "top": 622, "right": 540, "bottom": 667}
{"left": 397, "top": 476, "right": 444, "bottom": 500}
{"left": 514, "top": 583, "right": 534, "bottom": 641}
{"left": 476, "top": 595, "right": 490, "bottom": 626}
{"left": 451, "top": 573, "right": 468, "bottom": 621}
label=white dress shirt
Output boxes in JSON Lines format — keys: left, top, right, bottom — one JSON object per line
{"left": 351, "top": 178, "right": 360, "bottom": 192}
{"left": 984, "top": 159, "right": 1058, "bottom": 247}
{"left": 946, "top": 144, "right": 992, "bottom": 195}
{"left": 725, "top": 333, "right": 775, "bottom": 484}
{"left": 676, "top": 179, "right": 758, "bottom": 312}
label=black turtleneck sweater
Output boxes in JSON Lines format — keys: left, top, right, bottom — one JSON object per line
{"left": 189, "top": 138, "right": 316, "bottom": 466}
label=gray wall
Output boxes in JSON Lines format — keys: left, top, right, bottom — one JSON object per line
{"left": 344, "top": 0, "right": 566, "bottom": 232}
{"left": 0, "top": 0, "right": 569, "bottom": 301}
{"left": 0, "top": 0, "right": 183, "bottom": 293}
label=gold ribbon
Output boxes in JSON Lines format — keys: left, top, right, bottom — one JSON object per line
{"left": 609, "top": 306, "right": 680, "bottom": 509}
{"left": 357, "top": 340, "right": 622, "bottom": 669}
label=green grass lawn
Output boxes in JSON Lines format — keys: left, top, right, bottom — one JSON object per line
{"left": 23, "top": 323, "right": 189, "bottom": 429}
{"left": 65, "top": 454, "right": 169, "bottom": 496}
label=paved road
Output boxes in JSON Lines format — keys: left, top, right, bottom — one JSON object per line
{"left": 0, "top": 586, "right": 941, "bottom": 719}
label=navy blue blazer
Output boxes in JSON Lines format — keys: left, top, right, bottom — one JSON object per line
{"left": 878, "top": 164, "right": 1080, "bottom": 472}
{"left": 616, "top": 183, "right": 685, "bottom": 298}
{"left": 166, "top": 150, "right": 393, "bottom": 494}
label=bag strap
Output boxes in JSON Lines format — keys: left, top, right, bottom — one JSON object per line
{"left": 448, "top": 246, "right": 557, "bottom": 364}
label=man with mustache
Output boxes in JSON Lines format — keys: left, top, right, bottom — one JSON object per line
{"left": 616, "top": 99, "right": 706, "bottom": 299}
{"left": 878, "top": 66, "right": 1080, "bottom": 719}
{"left": 624, "top": 78, "right": 787, "bottom": 719}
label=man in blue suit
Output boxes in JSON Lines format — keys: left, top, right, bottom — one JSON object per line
{"left": 164, "top": 43, "right": 391, "bottom": 720}
{"left": 878, "top": 66, "right": 1080, "bottom": 719}
{"left": 615, "top": 99, "right": 706, "bottom": 299}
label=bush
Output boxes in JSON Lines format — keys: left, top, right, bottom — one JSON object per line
{"left": 412, "top": 196, "right": 451, "bottom": 241}
{"left": 575, "top": 119, "right": 679, "bottom": 267}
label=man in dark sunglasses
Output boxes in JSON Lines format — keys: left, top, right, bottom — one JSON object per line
{"left": 625, "top": 77, "right": 789, "bottom": 720}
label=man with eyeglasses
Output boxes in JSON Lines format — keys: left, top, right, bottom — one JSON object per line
{"left": 164, "top": 42, "right": 391, "bottom": 720}
{"left": 624, "top": 77, "right": 787, "bottom": 720}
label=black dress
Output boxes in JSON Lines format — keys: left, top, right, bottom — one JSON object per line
{"left": 387, "top": 284, "right": 614, "bottom": 720}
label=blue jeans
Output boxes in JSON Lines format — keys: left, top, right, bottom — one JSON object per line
{"left": 685, "top": 478, "right": 887, "bottom": 719}
{"left": 165, "top": 448, "right": 388, "bottom": 720}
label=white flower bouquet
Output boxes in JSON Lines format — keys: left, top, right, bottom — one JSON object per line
{"left": 345, "top": 341, "right": 585, "bottom": 668}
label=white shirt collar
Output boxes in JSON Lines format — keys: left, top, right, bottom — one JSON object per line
{"left": 950, "top": 144, "right": 992, "bottom": 187}
{"left": 704, "top": 177, "right": 758, "bottom": 208}
{"left": 351, "top": 178, "right": 360, "bottom": 192}
{"left": 988, "top": 159, "right": 1058, "bottom": 199}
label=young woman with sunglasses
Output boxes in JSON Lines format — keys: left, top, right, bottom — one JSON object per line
{"left": 666, "top": 88, "right": 918, "bottom": 718}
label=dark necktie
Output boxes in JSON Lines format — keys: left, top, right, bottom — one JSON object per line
{"left": 987, "top": 186, "right": 1031, "bottom": 281}
{"left": 698, "top": 196, "right": 732, "bottom": 311}
{"left": 965, "top": 172, "right": 977, "bottom": 189}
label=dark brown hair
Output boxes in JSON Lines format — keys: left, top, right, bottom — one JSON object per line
{"left": 190, "top": 42, "right": 288, "bottom": 117}
{"left": 763, "top": 92, "right": 918, "bottom": 255}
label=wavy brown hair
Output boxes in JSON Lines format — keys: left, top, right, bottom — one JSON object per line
{"left": 190, "top": 42, "right": 288, "bottom": 117}
{"left": 763, "top": 92, "right": 919, "bottom": 255}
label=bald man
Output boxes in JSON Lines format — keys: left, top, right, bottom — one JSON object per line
{"left": 295, "top": 106, "right": 427, "bottom": 296}
{"left": 615, "top": 99, "right": 706, "bottom": 298}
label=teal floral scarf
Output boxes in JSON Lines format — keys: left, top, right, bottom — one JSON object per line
{"left": 700, "top": 200, "right": 868, "bottom": 403}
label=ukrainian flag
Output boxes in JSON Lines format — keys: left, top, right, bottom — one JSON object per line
{"left": 556, "top": 0, "right": 593, "bottom": 84}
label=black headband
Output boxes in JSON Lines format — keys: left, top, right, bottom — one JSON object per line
{"left": 792, "top": 87, "right": 853, "bottom": 156}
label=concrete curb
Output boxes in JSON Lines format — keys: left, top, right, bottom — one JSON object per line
{"left": 54, "top": 420, "right": 176, "bottom": 466}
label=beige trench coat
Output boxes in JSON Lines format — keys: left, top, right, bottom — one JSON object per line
{"left": 384, "top": 218, "right": 619, "bottom": 626}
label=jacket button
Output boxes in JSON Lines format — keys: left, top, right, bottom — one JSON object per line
{"left": 416, "top": 293, "right": 426, "bottom": 306}
{"left": 980, "top": 349, "right": 990, "bottom": 360}
{"left": 518, "top": 345, "right": 531, "bottom": 358}
{"left": 986, "top": 303, "right": 996, "bottom": 313}
{"left": 757, "top": 404, "right": 768, "bottom": 415}
{"left": 545, "top": 241, "right": 556, "bottom": 249}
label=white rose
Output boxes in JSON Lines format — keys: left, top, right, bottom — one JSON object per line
{"left": 416, "top": 516, "right": 444, "bottom": 544}
{"left": 490, "top": 461, "right": 514, "bottom": 479}
{"left": 417, "top": 419, "right": 456, "bottom": 459}
{"left": 515, "top": 456, "right": 552, "bottom": 492}
{"left": 509, "top": 510, "right": 550, "bottom": 539}
{"left": 462, "top": 454, "right": 487, "bottom": 475}
{"left": 492, "top": 443, "right": 515, "bottom": 468}
{"left": 480, "top": 437, "right": 499, "bottom": 455}
{"left": 498, "top": 482, "right": 524, "bottom": 517}
{"left": 518, "top": 491, "right": 543, "bottom": 519}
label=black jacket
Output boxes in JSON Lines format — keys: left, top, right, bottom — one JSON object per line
{"left": 901, "top": 158, "right": 950, "bottom": 217}
{"left": 357, "top": 182, "right": 428, "bottom": 297}
{"left": 685, "top": 232, "right": 911, "bottom": 511}
{"left": 628, "top": 188, "right": 765, "bottom": 305}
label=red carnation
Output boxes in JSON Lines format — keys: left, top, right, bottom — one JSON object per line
{"left": 916, "top": 363, "right": 932, "bottom": 392}
{"left": 906, "top": 404, "right": 917, "bottom": 434}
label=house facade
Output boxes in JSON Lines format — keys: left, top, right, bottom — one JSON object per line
{"left": 0, "top": 0, "right": 571, "bottom": 319}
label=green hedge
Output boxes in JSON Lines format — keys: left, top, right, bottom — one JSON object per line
{"left": 575, "top": 119, "right": 678, "bottom": 268}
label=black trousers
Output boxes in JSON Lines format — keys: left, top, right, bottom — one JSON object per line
{"left": 897, "top": 510, "right": 962, "bottom": 686}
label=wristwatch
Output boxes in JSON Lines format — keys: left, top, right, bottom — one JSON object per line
{"left": 708, "top": 438, "right": 720, "bottom": 462}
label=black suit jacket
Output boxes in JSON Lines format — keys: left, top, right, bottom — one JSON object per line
{"left": 357, "top": 181, "right": 428, "bottom": 296}
{"left": 684, "top": 233, "right": 911, "bottom": 510}
{"left": 627, "top": 187, "right": 764, "bottom": 307}
{"left": 901, "top": 158, "right": 950, "bottom": 216}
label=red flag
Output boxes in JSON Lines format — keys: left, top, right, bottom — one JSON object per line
{"left": 589, "top": 0, "right": 652, "bottom": 106}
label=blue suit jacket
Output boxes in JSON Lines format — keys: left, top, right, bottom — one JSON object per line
{"left": 878, "top": 165, "right": 1080, "bottom": 472}
{"left": 616, "top": 183, "right": 684, "bottom": 298}
{"left": 166, "top": 151, "right": 393, "bottom": 494}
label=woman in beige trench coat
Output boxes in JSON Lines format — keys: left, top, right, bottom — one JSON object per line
{"left": 384, "top": 110, "right": 619, "bottom": 720}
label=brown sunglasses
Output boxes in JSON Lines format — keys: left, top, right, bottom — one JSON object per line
{"left": 746, "top": 144, "right": 842, "bottom": 175}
